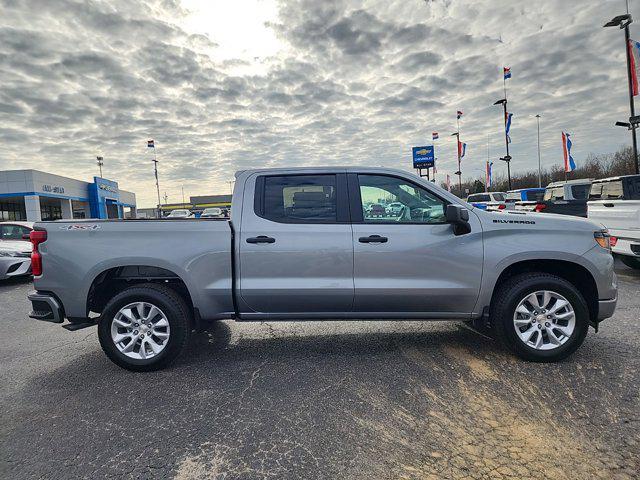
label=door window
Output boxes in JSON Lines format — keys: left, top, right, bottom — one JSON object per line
{"left": 467, "top": 194, "right": 490, "bottom": 203}
{"left": 0, "top": 224, "right": 31, "bottom": 240}
{"left": 571, "top": 184, "right": 590, "bottom": 200}
{"left": 259, "top": 175, "right": 338, "bottom": 223}
{"left": 357, "top": 175, "right": 447, "bottom": 224}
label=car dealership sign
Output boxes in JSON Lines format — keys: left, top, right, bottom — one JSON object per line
{"left": 412, "top": 145, "right": 435, "bottom": 169}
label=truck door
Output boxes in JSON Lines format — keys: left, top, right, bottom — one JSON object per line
{"left": 238, "top": 172, "right": 354, "bottom": 315}
{"left": 348, "top": 173, "right": 483, "bottom": 316}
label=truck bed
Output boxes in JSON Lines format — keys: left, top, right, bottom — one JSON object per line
{"left": 33, "top": 219, "right": 234, "bottom": 320}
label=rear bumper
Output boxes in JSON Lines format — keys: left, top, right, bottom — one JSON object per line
{"left": 598, "top": 295, "right": 617, "bottom": 321}
{"left": 27, "top": 291, "right": 64, "bottom": 323}
{"left": 611, "top": 237, "right": 640, "bottom": 257}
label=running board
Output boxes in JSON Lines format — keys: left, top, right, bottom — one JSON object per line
{"left": 62, "top": 320, "right": 97, "bottom": 331}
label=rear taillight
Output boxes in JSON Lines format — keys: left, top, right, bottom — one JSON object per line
{"left": 498, "top": 204, "right": 506, "bottom": 210}
{"left": 534, "top": 203, "right": 546, "bottom": 212}
{"left": 610, "top": 236, "right": 618, "bottom": 247}
{"left": 30, "top": 230, "right": 47, "bottom": 276}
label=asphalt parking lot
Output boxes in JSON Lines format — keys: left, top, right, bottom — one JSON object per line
{"left": 1, "top": 262, "right": 639, "bottom": 480}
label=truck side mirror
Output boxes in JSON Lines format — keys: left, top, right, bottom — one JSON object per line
{"left": 445, "top": 205, "right": 471, "bottom": 235}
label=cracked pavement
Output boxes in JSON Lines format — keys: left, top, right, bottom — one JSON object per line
{"left": 1, "top": 260, "right": 639, "bottom": 479}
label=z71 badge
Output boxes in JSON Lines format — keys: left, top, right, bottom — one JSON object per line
{"left": 59, "top": 224, "right": 101, "bottom": 231}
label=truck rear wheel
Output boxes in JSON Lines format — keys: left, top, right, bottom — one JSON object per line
{"left": 98, "top": 283, "right": 191, "bottom": 371}
{"left": 491, "top": 273, "right": 589, "bottom": 362}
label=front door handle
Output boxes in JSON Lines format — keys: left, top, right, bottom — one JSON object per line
{"left": 246, "top": 236, "right": 276, "bottom": 244}
{"left": 603, "top": 203, "right": 615, "bottom": 208}
{"left": 359, "top": 235, "right": 388, "bottom": 243}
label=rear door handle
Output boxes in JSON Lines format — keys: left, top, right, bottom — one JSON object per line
{"left": 246, "top": 236, "right": 275, "bottom": 244}
{"left": 359, "top": 235, "right": 388, "bottom": 243}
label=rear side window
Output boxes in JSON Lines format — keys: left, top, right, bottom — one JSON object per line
{"left": 589, "top": 183, "right": 603, "bottom": 200}
{"left": 571, "top": 184, "right": 590, "bottom": 200}
{"left": 602, "top": 180, "right": 624, "bottom": 199}
{"left": 259, "top": 175, "right": 338, "bottom": 223}
{"left": 627, "top": 177, "right": 640, "bottom": 199}
{"left": 492, "top": 193, "right": 505, "bottom": 201}
{"left": 524, "top": 190, "right": 544, "bottom": 201}
{"left": 468, "top": 194, "right": 490, "bottom": 202}
{"left": 544, "top": 187, "right": 564, "bottom": 201}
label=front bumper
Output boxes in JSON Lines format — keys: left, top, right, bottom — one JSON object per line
{"left": 598, "top": 295, "right": 617, "bottom": 321}
{"left": 28, "top": 291, "right": 64, "bottom": 323}
{"left": 0, "top": 257, "right": 31, "bottom": 280}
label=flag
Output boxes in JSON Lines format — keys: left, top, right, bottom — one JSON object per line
{"left": 562, "top": 132, "right": 576, "bottom": 172}
{"left": 629, "top": 39, "right": 640, "bottom": 96}
{"left": 505, "top": 112, "right": 513, "bottom": 143}
{"left": 147, "top": 139, "right": 155, "bottom": 148}
{"left": 503, "top": 66, "right": 511, "bottom": 80}
{"left": 432, "top": 132, "right": 439, "bottom": 140}
{"left": 446, "top": 174, "right": 451, "bottom": 192}
{"left": 457, "top": 110, "right": 463, "bottom": 120}
{"left": 458, "top": 140, "right": 467, "bottom": 159}
{"left": 486, "top": 161, "right": 493, "bottom": 188}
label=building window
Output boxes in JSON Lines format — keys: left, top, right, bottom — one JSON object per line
{"left": 41, "top": 203, "right": 62, "bottom": 221}
{"left": 0, "top": 201, "right": 26, "bottom": 221}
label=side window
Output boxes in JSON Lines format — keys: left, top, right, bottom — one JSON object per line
{"left": 260, "top": 175, "right": 337, "bottom": 223}
{"left": 571, "top": 184, "right": 590, "bottom": 200}
{"left": 358, "top": 175, "right": 447, "bottom": 224}
{"left": 0, "top": 225, "right": 29, "bottom": 240}
{"left": 602, "top": 181, "right": 623, "bottom": 199}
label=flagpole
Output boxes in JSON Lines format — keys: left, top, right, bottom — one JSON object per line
{"left": 624, "top": 17, "right": 640, "bottom": 174}
{"left": 457, "top": 116, "right": 462, "bottom": 195}
{"left": 152, "top": 146, "right": 162, "bottom": 218}
{"left": 486, "top": 135, "right": 489, "bottom": 192}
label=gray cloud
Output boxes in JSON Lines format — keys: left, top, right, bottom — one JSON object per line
{"left": 0, "top": 0, "right": 634, "bottom": 206}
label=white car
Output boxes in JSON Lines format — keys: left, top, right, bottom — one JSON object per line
{"left": 200, "top": 207, "right": 225, "bottom": 218}
{"left": 588, "top": 175, "right": 640, "bottom": 269}
{"left": 166, "top": 209, "right": 193, "bottom": 219}
{"left": 466, "top": 192, "right": 506, "bottom": 211}
{"left": 0, "top": 222, "right": 34, "bottom": 280}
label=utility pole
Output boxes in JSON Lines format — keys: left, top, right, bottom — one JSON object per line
{"left": 181, "top": 186, "right": 185, "bottom": 206}
{"left": 163, "top": 192, "right": 168, "bottom": 204}
{"left": 605, "top": 6, "right": 640, "bottom": 174}
{"left": 227, "top": 180, "right": 234, "bottom": 194}
{"left": 494, "top": 98, "right": 512, "bottom": 189}
{"left": 535, "top": 115, "right": 542, "bottom": 187}
{"left": 96, "top": 156, "right": 104, "bottom": 178}
{"left": 451, "top": 113, "right": 462, "bottom": 196}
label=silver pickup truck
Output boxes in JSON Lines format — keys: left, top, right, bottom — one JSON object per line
{"left": 27, "top": 167, "right": 617, "bottom": 371}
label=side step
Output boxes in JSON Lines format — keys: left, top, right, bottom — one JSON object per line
{"left": 62, "top": 320, "right": 97, "bottom": 331}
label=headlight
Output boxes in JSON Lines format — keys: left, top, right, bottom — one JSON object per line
{"left": 594, "top": 230, "right": 611, "bottom": 250}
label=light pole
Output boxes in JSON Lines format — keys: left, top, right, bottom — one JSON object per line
{"left": 494, "top": 98, "right": 512, "bottom": 189}
{"left": 96, "top": 156, "right": 104, "bottom": 177}
{"left": 605, "top": 11, "right": 640, "bottom": 174}
{"left": 535, "top": 115, "right": 542, "bottom": 187}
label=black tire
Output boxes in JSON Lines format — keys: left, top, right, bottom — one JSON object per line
{"left": 98, "top": 283, "right": 191, "bottom": 372}
{"left": 620, "top": 255, "right": 640, "bottom": 270}
{"left": 491, "top": 273, "right": 589, "bottom": 362}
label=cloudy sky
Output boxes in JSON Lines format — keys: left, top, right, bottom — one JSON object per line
{"left": 0, "top": 0, "right": 636, "bottom": 206}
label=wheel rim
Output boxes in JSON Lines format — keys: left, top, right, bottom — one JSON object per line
{"left": 512, "top": 290, "right": 576, "bottom": 351}
{"left": 110, "top": 302, "right": 170, "bottom": 360}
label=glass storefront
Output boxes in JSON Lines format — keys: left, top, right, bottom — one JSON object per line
{"left": 40, "top": 203, "right": 62, "bottom": 221}
{"left": 0, "top": 200, "right": 27, "bottom": 221}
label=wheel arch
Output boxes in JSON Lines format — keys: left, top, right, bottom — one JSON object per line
{"left": 489, "top": 259, "right": 599, "bottom": 325}
{"left": 86, "top": 265, "right": 196, "bottom": 320}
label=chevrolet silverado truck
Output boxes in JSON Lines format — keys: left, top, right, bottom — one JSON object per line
{"left": 27, "top": 167, "right": 617, "bottom": 371}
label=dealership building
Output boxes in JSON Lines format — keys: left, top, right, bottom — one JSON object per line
{"left": 0, "top": 170, "right": 137, "bottom": 222}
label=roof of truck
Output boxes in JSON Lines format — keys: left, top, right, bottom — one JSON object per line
{"left": 591, "top": 174, "right": 640, "bottom": 184}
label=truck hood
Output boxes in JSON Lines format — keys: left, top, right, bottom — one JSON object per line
{"left": 477, "top": 209, "right": 603, "bottom": 232}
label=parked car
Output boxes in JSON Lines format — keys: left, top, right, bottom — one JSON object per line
{"left": 200, "top": 207, "right": 225, "bottom": 219}
{"left": 166, "top": 209, "right": 193, "bottom": 219}
{"left": 534, "top": 179, "right": 592, "bottom": 217}
{"left": 502, "top": 188, "right": 546, "bottom": 212}
{"left": 1, "top": 221, "right": 33, "bottom": 241}
{"left": 588, "top": 175, "right": 640, "bottom": 269}
{"left": 368, "top": 203, "right": 386, "bottom": 217}
{"left": 27, "top": 166, "right": 616, "bottom": 371}
{"left": 466, "top": 192, "right": 506, "bottom": 210}
{"left": 0, "top": 240, "right": 32, "bottom": 280}
{"left": 387, "top": 202, "right": 404, "bottom": 216}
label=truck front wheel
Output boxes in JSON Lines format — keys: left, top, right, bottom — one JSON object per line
{"left": 491, "top": 273, "right": 589, "bottom": 362}
{"left": 98, "top": 283, "right": 191, "bottom": 371}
